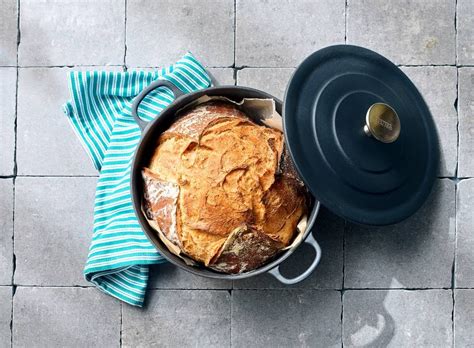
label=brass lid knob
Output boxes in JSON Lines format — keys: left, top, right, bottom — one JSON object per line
{"left": 363, "top": 103, "right": 401, "bottom": 143}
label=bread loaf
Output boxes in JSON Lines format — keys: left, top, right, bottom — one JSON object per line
{"left": 142, "top": 101, "right": 307, "bottom": 273}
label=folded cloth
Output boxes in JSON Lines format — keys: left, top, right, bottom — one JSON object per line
{"left": 63, "top": 53, "right": 211, "bottom": 306}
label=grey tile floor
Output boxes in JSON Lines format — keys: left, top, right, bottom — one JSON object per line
{"left": 0, "top": 0, "right": 473, "bottom": 347}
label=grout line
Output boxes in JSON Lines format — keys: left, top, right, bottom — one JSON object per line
{"left": 341, "top": 287, "right": 455, "bottom": 291}
{"left": 184, "top": 288, "right": 459, "bottom": 292}
{"left": 342, "top": 222, "right": 346, "bottom": 290}
{"left": 13, "top": 6, "right": 19, "bottom": 179}
{"left": 455, "top": 70, "right": 460, "bottom": 179}
{"left": 14, "top": 174, "right": 99, "bottom": 178}
{"left": 341, "top": 220, "right": 346, "bottom": 347}
{"left": 452, "top": 3, "right": 460, "bottom": 342}
{"left": 15, "top": 0, "right": 20, "bottom": 68}
{"left": 10, "top": 0, "right": 20, "bottom": 346}
{"left": 119, "top": 302, "right": 123, "bottom": 348}
{"left": 439, "top": 177, "right": 472, "bottom": 182}
{"left": 453, "top": 1, "right": 459, "bottom": 333}
{"left": 148, "top": 287, "right": 233, "bottom": 291}
{"left": 223, "top": 64, "right": 472, "bottom": 69}
{"left": 3, "top": 285, "right": 86, "bottom": 288}
{"left": 233, "top": 0, "right": 236, "bottom": 67}
{"left": 13, "top": 285, "right": 93, "bottom": 289}
{"left": 233, "top": 0, "right": 237, "bottom": 87}
{"left": 3, "top": 284, "right": 474, "bottom": 291}
{"left": 452, "top": 288, "right": 456, "bottom": 347}
{"left": 130, "top": 65, "right": 235, "bottom": 69}
{"left": 455, "top": 0, "right": 458, "bottom": 66}
{"left": 399, "top": 64, "right": 460, "bottom": 68}
{"left": 344, "top": 0, "right": 348, "bottom": 44}
{"left": 10, "top": 179, "right": 15, "bottom": 348}
{"left": 9, "top": 287, "right": 13, "bottom": 348}
{"left": 228, "top": 289, "right": 342, "bottom": 292}
{"left": 231, "top": 286, "right": 343, "bottom": 291}
{"left": 229, "top": 289, "right": 233, "bottom": 348}
{"left": 123, "top": 0, "right": 128, "bottom": 71}
{"left": 13, "top": 65, "right": 124, "bottom": 69}
{"left": 341, "top": 291, "right": 344, "bottom": 348}
{"left": 453, "top": 289, "right": 456, "bottom": 347}
{"left": 454, "top": 0, "right": 460, "bottom": 178}
{"left": 148, "top": 288, "right": 233, "bottom": 293}
{"left": 452, "top": 180, "right": 458, "bottom": 347}
{"left": 235, "top": 66, "right": 292, "bottom": 70}
{"left": 4, "top": 64, "right": 474, "bottom": 70}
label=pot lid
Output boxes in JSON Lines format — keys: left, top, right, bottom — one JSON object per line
{"left": 283, "top": 45, "right": 439, "bottom": 225}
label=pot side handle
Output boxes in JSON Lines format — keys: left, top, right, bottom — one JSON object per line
{"left": 131, "top": 79, "right": 185, "bottom": 131}
{"left": 268, "top": 232, "right": 322, "bottom": 285}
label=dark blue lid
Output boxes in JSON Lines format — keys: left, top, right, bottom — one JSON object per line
{"left": 283, "top": 45, "right": 439, "bottom": 225}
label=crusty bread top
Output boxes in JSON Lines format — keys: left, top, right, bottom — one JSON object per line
{"left": 144, "top": 101, "right": 307, "bottom": 273}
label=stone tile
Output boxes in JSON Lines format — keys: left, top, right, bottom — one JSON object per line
{"left": 127, "top": 0, "right": 234, "bottom": 67}
{"left": 457, "top": 0, "right": 474, "bottom": 65}
{"left": 18, "top": 0, "right": 124, "bottom": 66}
{"left": 456, "top": 179, "right": 474, "bottom": 287}
{"left": 0, "top": 0, "right": 17, "bottom": 65}
{"left": 347, "top": 0, "right": 456, "bottom": 65}
{"left": 16, "top": 68, "right": 109, "bottom": 175}
{"left": 401, "top": 67, "right": 458, "bottom": 176}
{"left": 458, "top": 68, "right": 474, "bottom": 177}
{"left": 123, "top": 290, "right": 230, "bottom": 347}
{"left": 148, "top": 263, "right": 232, "bottom": 290}
{"left": 0, "top": 180, "right": 13, "bottom": 286}
{"left": 208, "top": 68, "right": 235, "bottom": 86}
{"left": 232, "top": 290, "right": 341, "bottom": 347}
{"left": 0, "top": 68, "right": 16, "bottom": 176}
{"left": 455, "top": 290, "right": 474, "bottom": 347}
{"left": 236, "top": 0, "right": 345, "bottom": 67}
{"left": 343, "top": 290, "right": 453, "bottom": 347}
{"left": 0, "top": 287, "right": 12, "bottom": 347}
{"left": 344, "top": 180, "right": 455, "bottom": 288}
{"left": 234, "top": 207, "right": 343, "bottom": 290}
{"left": 237, "top": 68, "right": 294, "bottom": 100}
{"left": 14, "top": 177, "right": 96, "bottom": 286}
{"left": 13, "top": 287, "right": 120, "bottom": 347}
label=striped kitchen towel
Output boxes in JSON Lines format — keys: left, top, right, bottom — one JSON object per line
{"left": 63, "top": 53, "right": 211, "bottom": 306}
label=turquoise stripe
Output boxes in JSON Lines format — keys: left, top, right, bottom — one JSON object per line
{"left": 120, "top": 272, "right": 149, "bottom": 285}
{"left": 67, "top": 75, "right": 103, "bottom": 169}
{"left": 85, "top": 257, "right": 166, "bottom": 275}
{"left": 76, "top": 73, "right": 109, "bottom": 158}
{"left": 64, "top": 52, "right": 210, "bottom": 306}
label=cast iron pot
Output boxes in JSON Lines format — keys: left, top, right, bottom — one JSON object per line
{"left": 130, "top": 80, "right": 321, "bottom": 285}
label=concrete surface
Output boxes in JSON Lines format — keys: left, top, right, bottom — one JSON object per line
{"left": 0, "top": 0, "right": 472, "bottom": 347}
{"left": 343, "top": 290, "right": 453, "bottom": 347}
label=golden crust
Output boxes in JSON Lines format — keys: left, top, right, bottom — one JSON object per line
{"left": 143, "top": 101, "right": 307, "bottom": 273}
